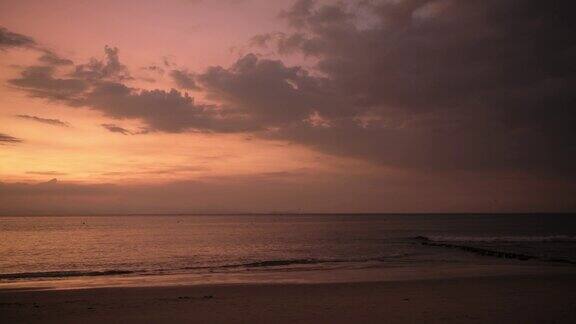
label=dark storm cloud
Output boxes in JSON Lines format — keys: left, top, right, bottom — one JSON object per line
{"left": 16, "top": 114, "right": 70, "bottom": 127}
{"left": 196, "top": 53, "right": 348, "bottom": 125}
{"left": 0, "top": 133, "right": 23, "bottom": 144}
{"left": 170, "top": 69, "right": 200, "bottom": 90}
{"left": 278, "top": 0, "right": 314, "bottom": 28}
{"left": 240, "top": 0, "right": 576, "bottom": 176}
{"left": 273, "top": 0, "right": 576, "bottom": 118}
{"left": 101, "top": 123, "right": 132, "bottom": 135}
{"left": 0, "top": 26, "right": 36, "bottom": 50}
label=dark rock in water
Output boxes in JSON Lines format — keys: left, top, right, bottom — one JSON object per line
{"left": 419, "top": 240, "right": 576, "bottom": 265}
{"left": 203, "top": 295, "right": 214, "bottom": 299}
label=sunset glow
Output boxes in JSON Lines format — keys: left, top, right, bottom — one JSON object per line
{"left": 1, "top": 0, "right": 575, "bottom": 214}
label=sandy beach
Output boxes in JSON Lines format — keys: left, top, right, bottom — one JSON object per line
{"left": 2, "top": 274, "right": 576, "bottom": 323}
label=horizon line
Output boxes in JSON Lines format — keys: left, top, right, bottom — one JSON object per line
{"left": 0, "top": 212, "right": 574, "bottom": 217}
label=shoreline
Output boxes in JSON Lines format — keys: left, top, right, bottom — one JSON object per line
{"left": 2, "top": 273, "right": 576, "bottom": 323}
{"left": 1, "top": 262, "right": 574, "bottom": 292}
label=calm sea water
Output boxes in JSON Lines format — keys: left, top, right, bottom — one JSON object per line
{"left": 1, "top": 214, "right": 575, "bottom": 289}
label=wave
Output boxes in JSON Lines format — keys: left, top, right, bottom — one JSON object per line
{"left": 182, "top": 255, "right": 412, "bottom": 271}
{"left": 0, "top": 270, "right": 135, "bottom": 280}
{"left": 413, "top": 235, "right": 576, "bottom": 243}
{"left": 183, "top": 259, "right": 327, "bottom": 270}
{"left": 0, "top": 256, "right": 411, "bottom": 281}
{"left": 413, "top": 236, "right": 576, "bottom": 265}
{"left": 236, "top": 259, "right": 324, "bottom": 268}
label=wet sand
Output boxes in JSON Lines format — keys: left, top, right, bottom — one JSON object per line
{"left": 1, "top": 274, "right": 576, "bottom": 323}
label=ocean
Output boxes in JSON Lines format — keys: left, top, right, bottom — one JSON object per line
{"left": 1, "top": 214, "right": 575, "bottom": 290}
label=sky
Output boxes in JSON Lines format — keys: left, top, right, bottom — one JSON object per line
{"left": 1, "top": 0, "right": 575, "bottom": 214}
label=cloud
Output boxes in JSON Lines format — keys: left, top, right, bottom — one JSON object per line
{"left": 170, "top": 69, "right": 200, "bottom": 90}
{"left": 0, "top": 27, "right": 72, "bottom": 68}
{"left": 0, "top": 26, "right": 36, "bottom": 50}
{"left": 142, "top": 65, "right": 165, "bottom": 74}
{"left": 26, "top": 171, "right": 68, "bottom": 176}
{"left": 10, "top": 46, "right": 328, "bottom": 134}
{"left": 100, "top": 123, "right": 150, "bottom": 135}
{"left": 6, "top": 2, "right": 576, "bottom": 178}
{"left": 196, "top": 53, "right": 347, "bottom": 125}
{"left": 81, "top": 82, "right": 255, "bottom": 133}
{"left": 1, "top": 173, "right": 575, "bottom": 214}
{"left": 0, "top": 132, "right": 23, "bottom": 144}
{"left": 8, "top": 65, "right": 88, "bottom": 101}
{"left": 38, "top": 50, "right": 74, "bottom": 66}
{"left": 100, "top": 165, "right": 209, "bottom": 176}
{"left": 239, "top": 0, "right": 576, "bottom": 176}
{"left": 16, "top": 114, "right": 70, "bottom": 127}
{"left": 0, "top": 178, "right": 114, "bottom": 197}
{"left": 72, "top": 45, "right": 132, "bottom": 81}
{"left": 101, "top": 123, "right": 132, "bottom": 135}
{"left": 10, "top": 47, "right": 256, "bottom": 133}
{"left": 278, "top": 0, "right": 315, "bottom": 28}
{"left": 185, "top": 0, "right": 249, "bottom": 5}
